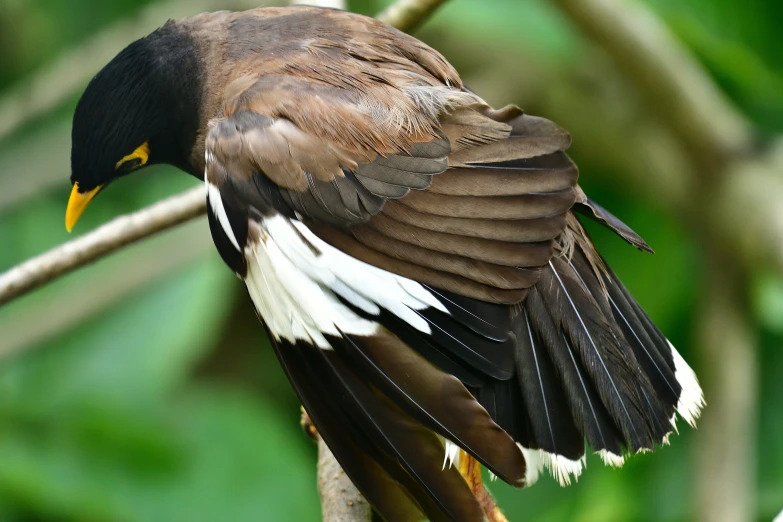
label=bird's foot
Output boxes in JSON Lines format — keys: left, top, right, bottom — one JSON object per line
{"left": 458, "top": 450, "right": 509, "bottom": 522}
{"left": 300, "top": 406, "right": 319, "bottom": 440}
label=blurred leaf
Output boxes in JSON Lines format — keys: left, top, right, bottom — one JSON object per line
{"left": 757, "top": 331, "right": 783, "bottom": 520}
{"left": 0, "top": 384, "right": 319, "bottom": 522}
{"left": 663, "top": 11, "right": 783, "bottom": 133}
{"left": 0, "top": 256, "right": 233, "bottom": 410}
{"left": 752, "top": 273, "right": 783, "bottom": 333}
{"left": 369, "top": 0, "right": 577, "bottom": 61}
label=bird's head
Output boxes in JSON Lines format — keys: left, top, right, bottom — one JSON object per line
{"left": 67, "top": 22, "right": 203, "bottom": 231}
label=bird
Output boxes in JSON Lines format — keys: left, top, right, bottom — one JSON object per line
{"left": 66, "top": 6, "right": 704, "bottom": 522}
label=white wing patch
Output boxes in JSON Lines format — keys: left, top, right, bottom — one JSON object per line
{"left": 206, "top": 181, "right": 241, "bottom": 252}
{"left": 243, "top": 214, "right": 446, "bottom": 349}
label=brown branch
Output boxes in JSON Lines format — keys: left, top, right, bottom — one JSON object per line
{"left": 0, "top": 220, "right": 211, "bottom": 359}
{"left": 377, "top": 0, "right": 449, "bottom": 33}
{"left": 694, "top": 259, "right": 757, "bottom": 522}
{"left": 291, "top": 0, "right": 346, "bottom": 8}
{"left": 317, "top": 438, "right": 372, "bottom": 522}
{"left": 0, "top": 187, "right": 206, "bottom": 306}
{"left": 549, "top": 0, "right": 754, "bottom": 166}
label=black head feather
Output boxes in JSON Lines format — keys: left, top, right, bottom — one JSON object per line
{"left": 71, "top": 20, "right": 204, "bottom": 192}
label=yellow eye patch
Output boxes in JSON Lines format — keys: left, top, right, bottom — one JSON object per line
{"left": 115, "top": 141, "right": 150, "bottom": 170}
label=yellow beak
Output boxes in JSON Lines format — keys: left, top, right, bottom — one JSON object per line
{"left": 65, "top": 183, "right": 103, "bottom": 232}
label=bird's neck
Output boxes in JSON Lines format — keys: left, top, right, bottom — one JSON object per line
{"left": 174, "top": 12, "right": 239, "bottom": 178}
{"left": 139, "top": 21, "right": 207, "bottom": 177}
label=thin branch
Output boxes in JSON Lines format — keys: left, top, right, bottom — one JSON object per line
{"left": 377, "top": 0, "right": 448, "bottom": 32}
{"left": 291, "top": 0, "right": 346, "bottom": 8}
{"left": 317, "top": 438, "right": 372, "bottom": 522}
{"left": 694, "top": 259, "right": 757, "bottom": 522}
{"left": 549, "top": 0, "right": 754, "bottom": 166}
{"left": 0, "top": 187, "right": 206, "bottom": 306}
{"left": 0, "top": 220, "right": 211, "bottom": 359}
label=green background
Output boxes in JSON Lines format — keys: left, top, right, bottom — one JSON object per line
{"left": 0, "top": 0, "right": 781, "bottom": 520}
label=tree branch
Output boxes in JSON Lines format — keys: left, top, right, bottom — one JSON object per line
{"left": 549, "top": 0, "right": 754, "bottom": 166}
{"left": 291, "top": 0, "right": 346, "bottom": 8}
{"left": 376, "top": 0, "right": 448, "bottom": 33}
{"left": 0, "top": 187, "right": 206, "bottom": 306}
{"left": 317, "top": 438, "right": 372, "bottom": 522}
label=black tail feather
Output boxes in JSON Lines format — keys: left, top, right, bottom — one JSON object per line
{"left": 423, "top": 285, "right": 512, "bottom": 341}
{"left": 524, "top": 286, "right": 625, "bottom": 457}
{"left": 413, "top": 305, "right": 516, "bottom": 380}
{"left": 473, "top": 377, "right": 536, "bottom": 453}
{"left": 605, "top": 262, "right": 677, "bottom": 374}
{"left": 512, "top": 305, "right": 585, "bottom": 460}
{"left": 536, "top": 256, "right": 670, "bottom": 451}
{"left": 601, "top": 265, "right": 681, "bottom": 414}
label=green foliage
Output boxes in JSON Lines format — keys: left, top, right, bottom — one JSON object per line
{"left": 0, "top": 256, "right": 319, "bottom": 521}
{"left": 1, "top": 0, "right": 782, "bottom": 521}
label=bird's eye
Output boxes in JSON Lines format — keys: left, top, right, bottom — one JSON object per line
{"left": 118, "top": 158, "right": 142, "bottom": 172}
{"left": 115, "top": 141, "right": 151, "bottom": 171}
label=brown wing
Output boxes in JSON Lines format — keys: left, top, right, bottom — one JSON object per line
{"left": 206, "top": 68, "right": 573, "bottom": 302}
{"left": 325, "top": 109, "right": 577, "bottom": 304}
{"left": 200, "top": 7, "right": 702, "bottom": 522}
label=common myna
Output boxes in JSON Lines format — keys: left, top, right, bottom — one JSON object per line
{"left": 67, "top": 6, "right": 704, "bottom": 522}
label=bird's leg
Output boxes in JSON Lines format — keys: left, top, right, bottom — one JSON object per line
{"left": 458, "top": 450, "right": 509, "bottom": 522}
{"left": 301, "top": 406, "right": 319, "bottom": 440}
